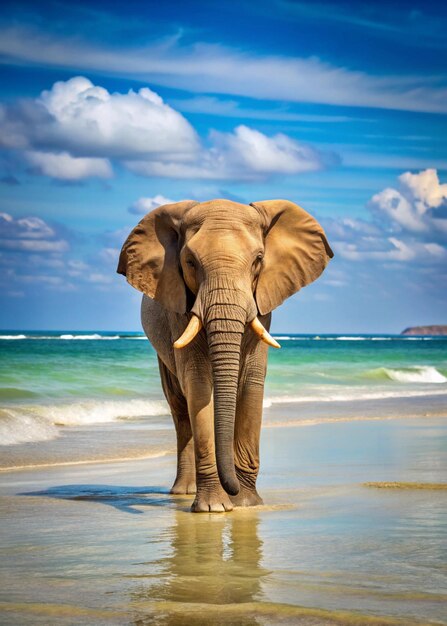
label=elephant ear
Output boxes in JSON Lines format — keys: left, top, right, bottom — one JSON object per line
{"left": 250, "top": 199, "right": 333, "bottom": 315}
{"left": 117, "top": 200, "right": 198, "bottom": 313}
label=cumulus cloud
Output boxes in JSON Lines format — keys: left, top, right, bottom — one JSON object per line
{"left": 0, "top": 76, "right": 200, "bottom": 180}
{"left": 211, "top": 125, "right": 336, "bottom": 175}
{"left": 370, "top": 169, "right": 447, "bottom": 234}
{"left": 128, "top": 194, "right": 174, "bottom": 215}
{"left": 26, "top": 151, "right": 112, "bottom": 180}
{"left": 401, "top": 169, "right": 447, "bottom": 209}
{"left": 0, "top": 77, "right": 335, "bottom": 181}
{"left": 127, "top": 125, "right": 333, "bottom": 180}
{"left": 2, "top": 77, "right": 199, "bottom": 159}
{"left": 327, "top": 169, "right": 447, "bottom": 264}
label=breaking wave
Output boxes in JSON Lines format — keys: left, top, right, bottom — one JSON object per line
{"left": 379, "top": 365, "right": 447, "bottom": 384}
{"left": 0, "top": 399, "right": 170, "bottom": 445}
{"left": 263, "top": 386, "right": 447, "bottom": 408}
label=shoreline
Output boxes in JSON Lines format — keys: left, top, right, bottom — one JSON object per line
{"left": 0, "top": 449, "right": 174, "bottom": 473}
{"left": 1, "top": 395, "right": 446, "bottom": 472}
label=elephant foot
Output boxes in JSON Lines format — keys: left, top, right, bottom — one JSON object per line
{"left": 170, "top": 476, "right": 196, "bottom": 495}
{"left": 191, "top": 480, "right": 234, "bottom": 513}
{"left": 230, "top": 485, "right": 263, "bottom": 507}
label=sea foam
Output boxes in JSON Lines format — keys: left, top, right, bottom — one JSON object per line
{"left": 59, "top": 334, "right": 120, "bottom": 340}
{"left": 381, "top": 366, "right": 447, "bottom": 384}
{"left": 0, "top": 399, "right": 170, "bottom": 446}
{"left": 263, "top": 385, "right": 447, "bottom": 408}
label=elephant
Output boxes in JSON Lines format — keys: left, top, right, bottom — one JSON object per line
{"left": 117, "top": 199, "right": 333, "bottom": 513}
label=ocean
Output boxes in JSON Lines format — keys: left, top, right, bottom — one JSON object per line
{"left": 0, "top": 331, "right": 446, "bottom": 463}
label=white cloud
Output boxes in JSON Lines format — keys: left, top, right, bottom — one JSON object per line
{"left": 370, "top": 188, "right": 423, "bottom": 232}
{"left": 0, "top": 212, "right": 54, "bottom": 238}
{"left": 128, "top": 194, "right": 174, "bottom": 215}
{"left": 99, "top": 248, "right": 120, "bottom": 264}
{"left": 324, "top": 216, "right": 382, "bottom": 242}
{"left": 0, "top": 238, "right": 69, "bottom": 252}
{"left": 17, "top": 274, "right": 77, "bottom": 291}
{"left": 88, "top": 272, "right": 113, "bottom": 284}
{"left": 211, "top": 125, "right": 332, "bottom": 174}
{"left": 26, "top": 151, "right": 112, "bottom": 180}
{"left": 0, "top": 76, "right": 199, "bottom": 180}
{"left": 127, "top": 125, "right": 331, "bottom": 180}
{"left": 1, "top": 77, "right": 331, "bottom": 181}
{"left": 0, "top": 27, "right": 446, "bottom": 113}
{"left": 370, "top": 168, "right": 447, "bottom": 234}
{"left": 66, "top": 259, "right": 89, "bottom": 277}
{"left": 328, "top": 169, "right": 447, "bottom": 264}
{"left": 336, "top": 237, "right": 446, "bottom": 262}
{"left": 35, "top": 77, "right": 199, "bottom": 159}
{"left": 0, "top": 212, "right": 69, "bottom": 252}
{"left": 0, "top": 213, "right": 123, "bottom": 294}
{"left": 399, "top": 169, "right": 447, "bottom": 210}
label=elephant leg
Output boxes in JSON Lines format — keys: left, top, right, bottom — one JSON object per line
{"left": 232, "top": 383, "right": 264, "bottom": 506}
{"left": 158, "top": 358, "right": 196, "bottom": 494}
{"left": 232, "top": 336, "right": 269, "bottom": 507}
{"left": 185, "top": 385, "right": 233, "bottom": 513}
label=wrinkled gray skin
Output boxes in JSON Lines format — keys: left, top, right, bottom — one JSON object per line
{"left": 118, "top": 199, "right": 333, "bottom": 512}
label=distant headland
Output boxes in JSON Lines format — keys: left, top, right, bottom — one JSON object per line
{"left": 401, "top": 325, "right": 447, "bottom": 336}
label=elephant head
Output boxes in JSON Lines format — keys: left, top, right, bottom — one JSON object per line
{"left": 117, "top": 199, "right": 333, "bottom": 495}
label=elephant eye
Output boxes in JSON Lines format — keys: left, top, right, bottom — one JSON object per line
{"left": 186, "top": 258, "right": 196, "bottom": 269}
{"left": 253, "top": 252, "right": 264, "bottom": 271}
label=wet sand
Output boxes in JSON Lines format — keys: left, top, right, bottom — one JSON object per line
{"left": 1, "top": 414, "right": 447, "bottom": 625}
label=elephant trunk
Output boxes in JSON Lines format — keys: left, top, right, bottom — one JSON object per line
{"left": 195, "top": 278, "right": 254, "bottom": 496}
{"left": 207, "top": 300, "right": 245, "bottom": 496}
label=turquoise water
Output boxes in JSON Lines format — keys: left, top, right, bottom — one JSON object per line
{"left": 1, "top": 331, "right": 446, "bottom": 446}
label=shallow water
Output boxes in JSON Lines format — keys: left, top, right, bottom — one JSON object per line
{"left": 1, "top": 418, "right": 446, "bottom": 625}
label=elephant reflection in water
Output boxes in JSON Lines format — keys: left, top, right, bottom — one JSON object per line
{"left": 132, "top": 511, "right": 268, "bottom": 625}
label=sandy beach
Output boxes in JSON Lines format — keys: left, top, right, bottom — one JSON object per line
{"left": 1, "top": 401, "right": 446, "bottom": 626}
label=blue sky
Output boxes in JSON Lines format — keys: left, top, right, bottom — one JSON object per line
{"left": 0, "top": 0, "right": 446, "bottom": 332}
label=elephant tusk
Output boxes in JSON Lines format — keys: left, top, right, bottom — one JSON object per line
{"left": 250, "top": 317, "right": 281, "bottom": 348}
{"left": 173, "top": 315, "right": 203, "bottom": 349}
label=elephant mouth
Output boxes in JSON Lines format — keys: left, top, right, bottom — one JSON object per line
{"left": 173, "top": 315, "right": 280, "bottom": 350}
